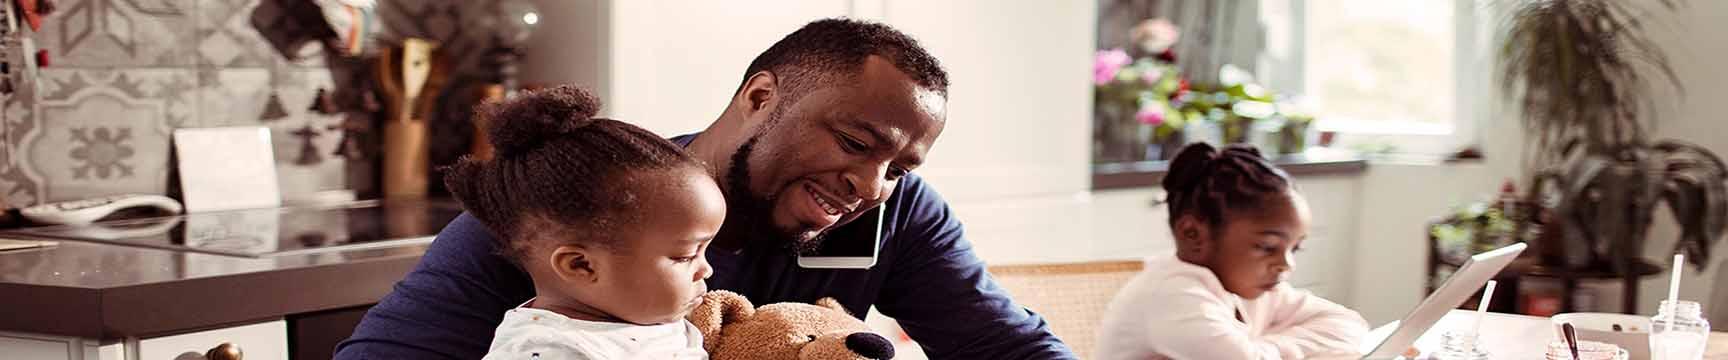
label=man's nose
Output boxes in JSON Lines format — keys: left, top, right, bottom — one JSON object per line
{"left": 843, "top": 162, "right": 891, "bottom": 202}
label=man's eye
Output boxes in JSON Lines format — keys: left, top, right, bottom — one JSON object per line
{"left": 673, "top": 255, "right": 698, "bottom": 263}
{"left": 887, "top": 166, "right": 909, "bottom": 180}
{"left": 838, "top": 134, "right": 867, "bottom": 153}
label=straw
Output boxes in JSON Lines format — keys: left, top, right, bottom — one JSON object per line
{"left": 1666, "top": 253, "right": 1683, "bottom": 331}
{"left": 1474, "top": 280, "right": 1498, "bottom": 339}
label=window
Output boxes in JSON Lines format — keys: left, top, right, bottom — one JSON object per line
{"left": 1293, "top": 0, "right": 1493, "bottom": 155}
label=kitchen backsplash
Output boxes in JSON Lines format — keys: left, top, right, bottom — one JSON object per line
{"left": 0, "top": 0, "right": 504, "bottom": 207}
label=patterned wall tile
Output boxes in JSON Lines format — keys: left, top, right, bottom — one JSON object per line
{"left": 36, "top": 0, "right": 199, "bottom": 67}
{"left": 0, "top": 90, "right": 40, "bottom": 207}
{"left": 0, "top": 0, "right": 511, "bottom": 207}
{"left": 23, "top": 69, "right": 196, "bottom": 202}
{"left": 196, "top": 68, "right": 344, "bottom": 198}
{"left": 197, "top": 0, "right": 324, "bottom": 68}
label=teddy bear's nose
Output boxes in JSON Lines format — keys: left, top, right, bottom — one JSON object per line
{"left": 845, "top": 332, "right": 895, "bottom": 359}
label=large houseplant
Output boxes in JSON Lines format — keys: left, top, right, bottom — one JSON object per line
{"left": 1500, "top": 0, "right": 1727, "bottom": 273}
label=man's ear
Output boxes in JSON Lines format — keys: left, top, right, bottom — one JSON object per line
{"left": 549, "top": 245, "right": 599, "bottom": 283}
{"left": 738, "top": 71, "right": 779, "bottom": 118}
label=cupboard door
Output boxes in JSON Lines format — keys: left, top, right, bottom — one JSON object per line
{"left": 135, "top": 320, "right": 286, "bottom": 360}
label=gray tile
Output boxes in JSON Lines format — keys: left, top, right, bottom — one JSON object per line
{"left": 0, "top": 90, "right": 42, "bottom": 207}
{"left": 197, "top": 0, "right": 323, "bottom": 68}
{"left": 34, "top": 0, "right": 199, "bottom": 67}
{"left": 24, "top": 69, "right": 197, "bottom": 202}
{"left": 195, "top": 68, "right": 270, "bottom": 126}
{"left": 195, "top": 68, "right": 344, "bottom": 197}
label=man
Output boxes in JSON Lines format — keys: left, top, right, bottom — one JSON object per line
{"left": 336, "top": 18, "right": 1078, "bottom": 359}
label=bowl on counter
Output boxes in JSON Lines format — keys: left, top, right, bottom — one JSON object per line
{"left": 1552, "top": 312, "right": 1651, "bottom": 360}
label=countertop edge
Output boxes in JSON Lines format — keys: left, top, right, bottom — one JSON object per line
{"left": 0, "top": 253, "right": 423, "bottom": 340}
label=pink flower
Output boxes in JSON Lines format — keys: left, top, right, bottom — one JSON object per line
{"left": 1094, "top": 48, "right": 1131, "bottom": 85}
{"left": 1131, "top": 19, "right": 1181, "bottom": 54}
{"left": 1136, "top": 103, "right": 1165, "bottom": 126}
{"left": 1141, "top": 67, "right": 1164, "bottom": 86}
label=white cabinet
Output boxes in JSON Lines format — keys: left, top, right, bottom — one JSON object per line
{"left": 136, "top": 321, "right": 287, "bottom": 360}
{"left": 0, "top": 331, "right": 109, "bottom": 360}
{"left": 1288, "top": 174, "right": 1363, "bottom": 302}
{"left": 0, "top": 335, "right": 75, "bottom": 359}
{"left": 0, "top": 320, "right": 286, "bottom": 360}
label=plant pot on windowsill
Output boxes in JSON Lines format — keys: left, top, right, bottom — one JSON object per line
{"left": 1279, "top": 116, "right": 1315, "bottom": 155}
{"left": 1221, "top": 115, "right": 1254, "bottom": 145}
{"left": 1147, "top": 127, "right": 1185, "bottom": 160}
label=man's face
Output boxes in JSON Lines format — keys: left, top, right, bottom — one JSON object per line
{"left": 727, "top": 56, "right": 946, "bottom": 253}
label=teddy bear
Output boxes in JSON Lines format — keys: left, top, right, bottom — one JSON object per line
{"left": 687, "top": 290, "right": 898, "bottom": 360}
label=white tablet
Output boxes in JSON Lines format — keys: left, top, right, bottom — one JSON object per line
{"left": 1360, "top": 242, "right": 1527, "bottom": 359}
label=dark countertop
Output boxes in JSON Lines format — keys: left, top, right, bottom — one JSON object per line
{"left": 1091, "top": 148, "right": 1368, "bottom": 189}
{"left": 0, "top": 203, "right": 451, "bottom": 341}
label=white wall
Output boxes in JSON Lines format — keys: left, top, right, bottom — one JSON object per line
{"left": 873, "top": 1, "right": 1096, "bottom": 202}
{"left": 604, "top": 1, "right": 852, "bottom": 136}
{"left": 519, "top": 0, "right": 608, "bottom": 98}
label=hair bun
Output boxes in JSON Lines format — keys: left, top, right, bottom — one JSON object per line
{"left": 482, "top": 85, "right": 603, "bottom": 156}
{"left": 1162, "top": 142, "right": 1219, "bottom": 193}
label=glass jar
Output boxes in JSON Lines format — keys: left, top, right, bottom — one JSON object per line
{"left": 1650, "top": 300, "right": 1710, "bottom": 360}
{"left": 1431, "top": 331, "right": 1490, "bottom": 360}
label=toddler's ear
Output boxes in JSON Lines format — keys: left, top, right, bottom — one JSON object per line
{"left": 548, "top": 245, "right": 598, "bottom": 282}
{"left": 687, "top": 290, "right": 755, "bottom": 352}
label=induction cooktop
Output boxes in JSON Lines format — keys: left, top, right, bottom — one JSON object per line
{"left": 0, "top": 200, "right": 464, "bottom": 258}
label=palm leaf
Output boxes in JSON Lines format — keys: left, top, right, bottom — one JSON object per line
{"left": 1499, "top": 0, "right": 1682, "bottom": 163}
{"left": 1654, "top": 141, "right": 1728, "bottom": 270}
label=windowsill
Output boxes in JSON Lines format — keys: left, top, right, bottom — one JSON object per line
{"left": 1091, "top": 148, "right": 1370, "bottom": 190}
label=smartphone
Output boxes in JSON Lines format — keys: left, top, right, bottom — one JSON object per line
{"left": 796, "top": 205, "right": 885, "bottom": 269}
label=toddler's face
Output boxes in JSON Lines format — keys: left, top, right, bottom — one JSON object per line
{"left": 582, "top": 168, "right": 728, "bottom": 325}
{"left": 1205, "top": 190, "right": 1310, "bottom": 300}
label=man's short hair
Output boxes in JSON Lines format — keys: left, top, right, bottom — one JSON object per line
{"left": 739, "top": 18, "right": 950, "bottom": 100}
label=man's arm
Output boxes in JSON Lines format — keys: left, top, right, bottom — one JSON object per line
{"left": 874, "top": 176, "right": 1078, "bottom": 359}
{"left": 334, "top": 213, "right": 536, "bottom": 360}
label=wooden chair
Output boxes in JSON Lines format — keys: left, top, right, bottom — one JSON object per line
{"left": 989, "top": 259, "right": 1146, "bottom": 359}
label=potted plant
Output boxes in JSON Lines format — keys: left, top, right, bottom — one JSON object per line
{"left": 1500, "top": 0, "right": 1727, "bottom": 273}
{"left": 1094, "top": 47, "right": 1186, "bottom": 162}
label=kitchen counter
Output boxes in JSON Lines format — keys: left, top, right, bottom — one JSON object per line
{"left": 0, "top": 202, "right": 453, "bottom": 341}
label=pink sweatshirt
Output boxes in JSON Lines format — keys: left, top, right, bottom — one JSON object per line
{"left": 1095, "top": 256, "right": 1369, "bottom": 360}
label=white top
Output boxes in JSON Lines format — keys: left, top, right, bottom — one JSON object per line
{"left": 482, "top": 301, "right": 708, "bottom": 360}
{"left": 1095, "top": 255, "right": 1369, "bottom": 360}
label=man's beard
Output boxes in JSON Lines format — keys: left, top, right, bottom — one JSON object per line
{"left": 722, "top": 134, "right": 829, "bottom": 256}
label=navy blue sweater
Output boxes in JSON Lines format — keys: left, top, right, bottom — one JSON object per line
{"left": 334, "top": 135, "right": 1076, "bottom": 359}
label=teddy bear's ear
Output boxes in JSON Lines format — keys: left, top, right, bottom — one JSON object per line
{"left": 687, "top": 290, "right": 755, "bottom": 352}
{"left": 814, "top": 297, "right": 849, "bottom": 315}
